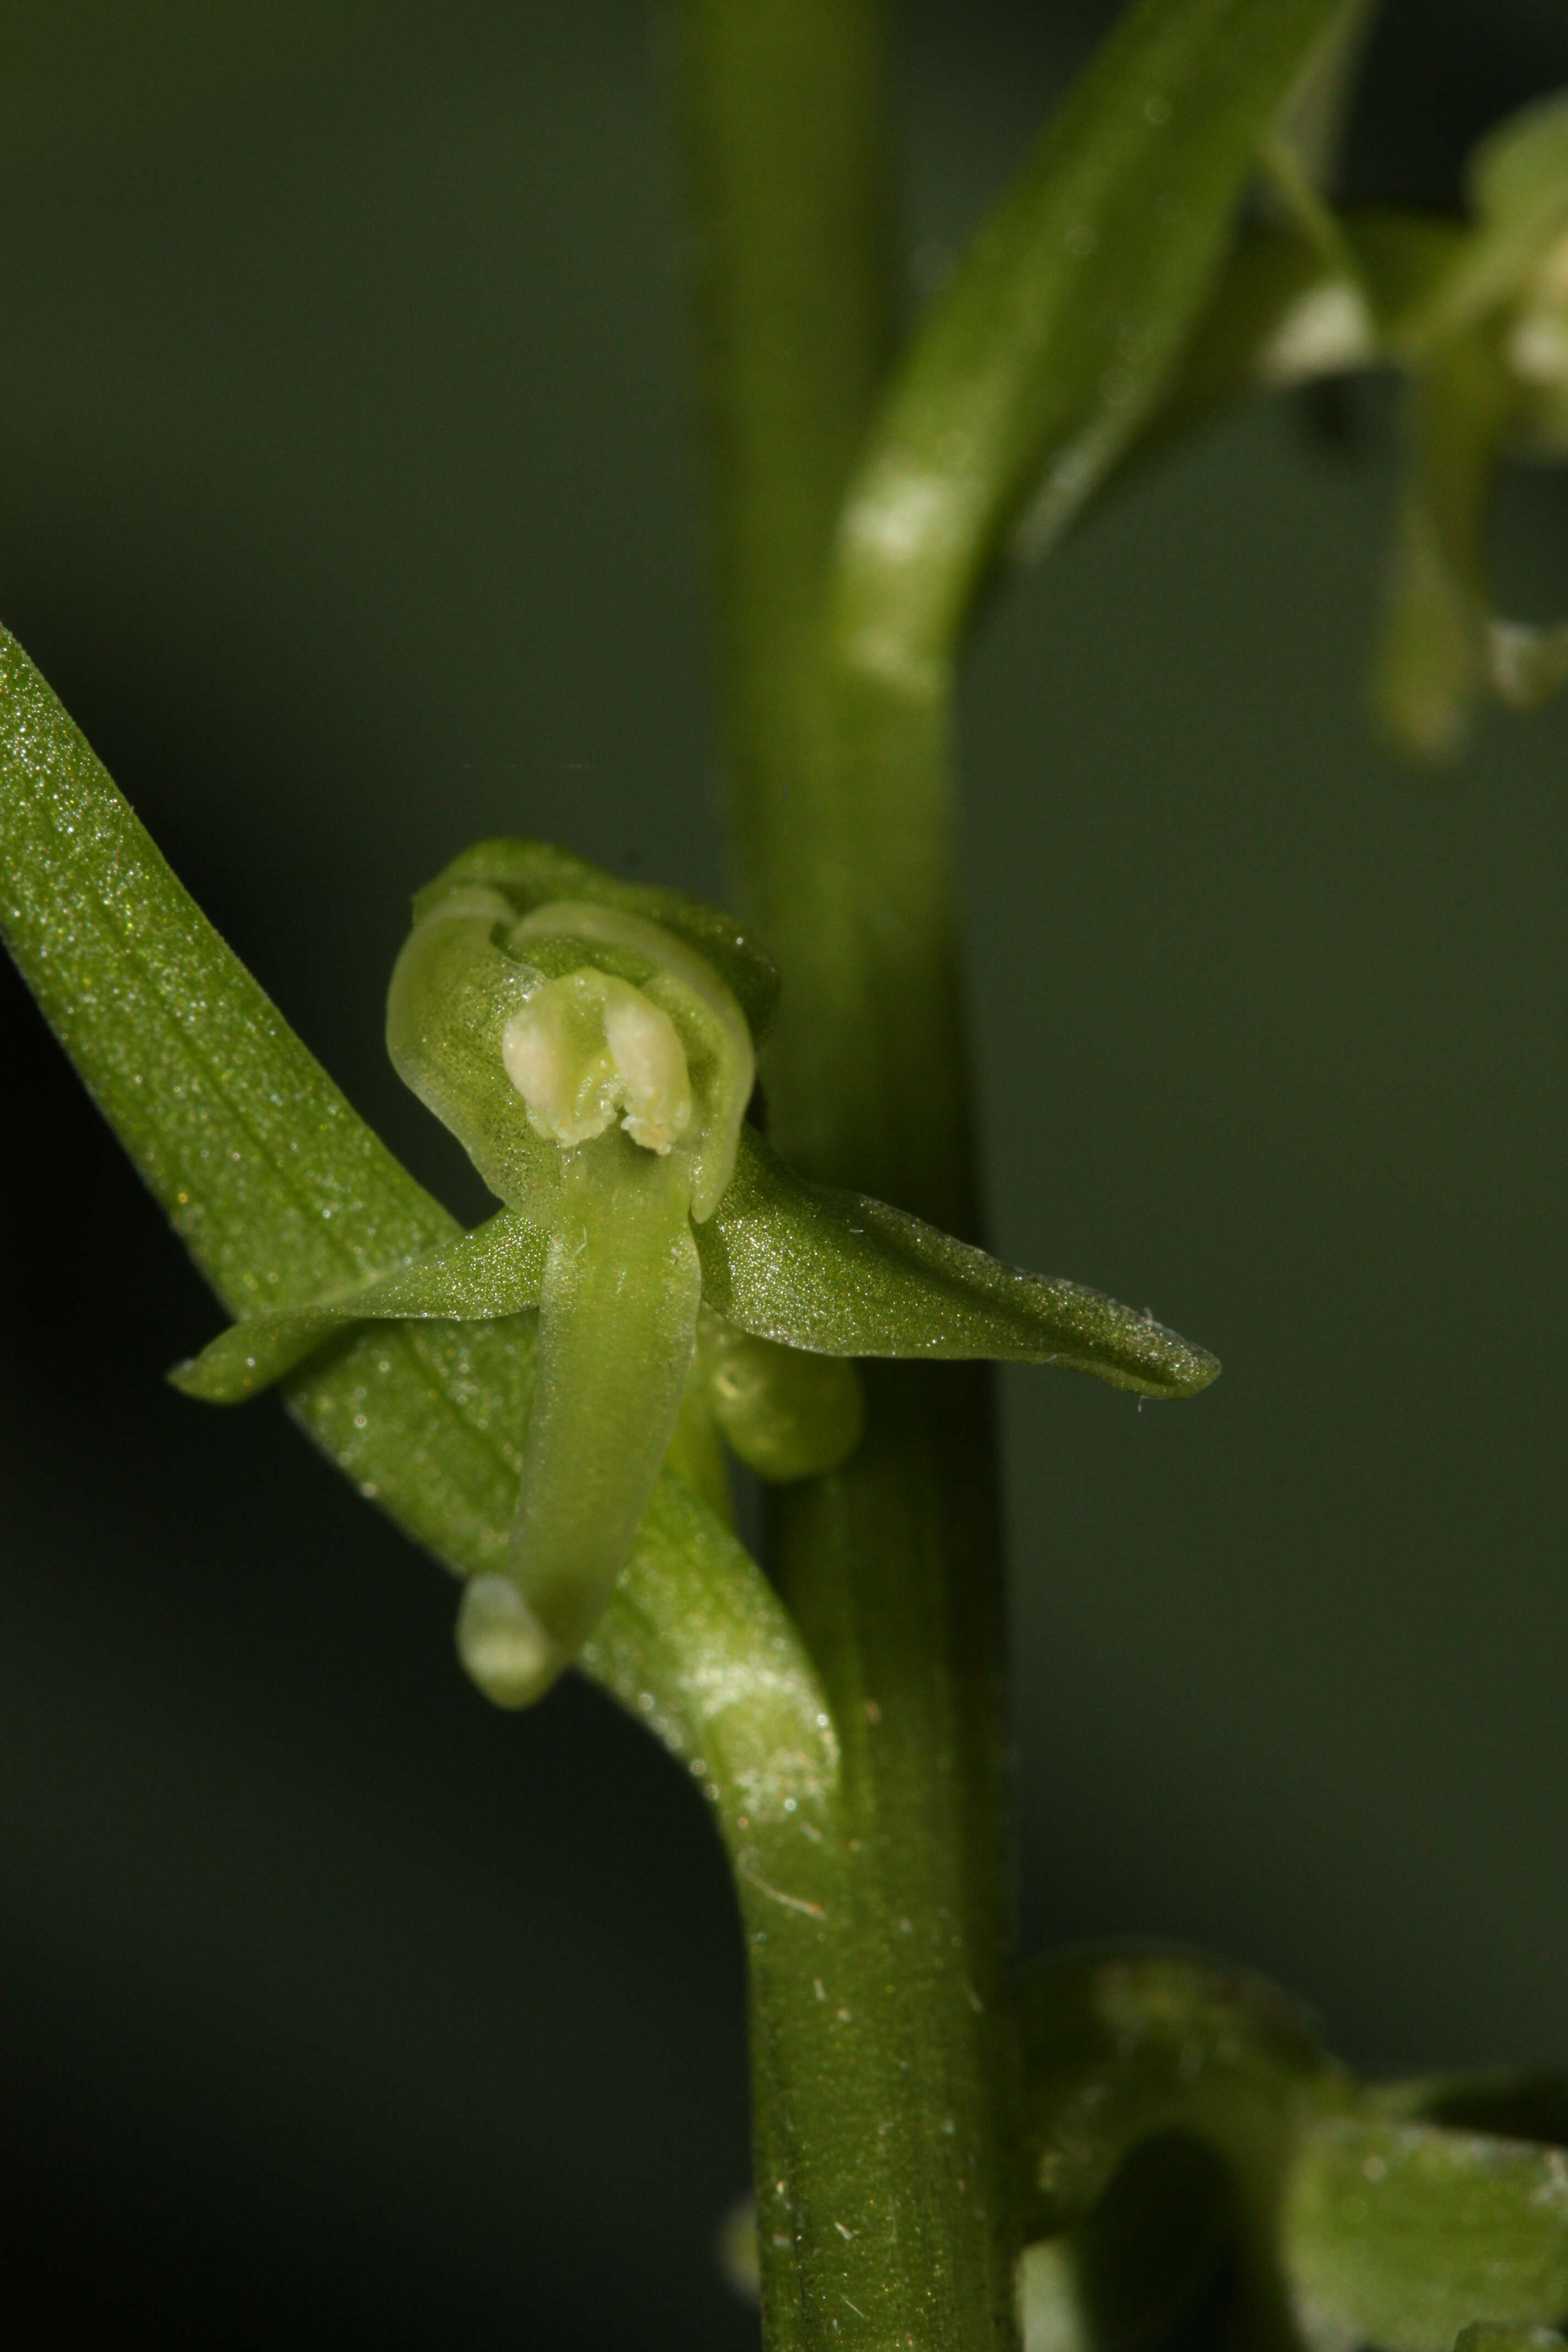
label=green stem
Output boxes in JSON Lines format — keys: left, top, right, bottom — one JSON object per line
{"left": 675, "top": 3, "right": 1015, "bottom": 2344}
{"left": 749, "top": 1367, "right": 1014, "bottom": 2348}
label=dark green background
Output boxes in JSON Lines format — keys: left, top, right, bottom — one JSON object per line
{"left": 3, "top": 2, "right": 1566, "bottom": 2343}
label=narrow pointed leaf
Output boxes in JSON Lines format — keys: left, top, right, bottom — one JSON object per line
{"left": 0, "top": 625, "right": 455, "bottom": 1310}
{"left": 286, "top": 1303, "right": 837, "bottom": 1828}
{"left": 699, "top": 1130, "right": 1218, "bottom": 1398}
{"left": 171, "top": 1207, "right": 548, "bottom": 1402}
{"left": 1285, "top": 2116, "right": 1568, "bottom": 2352}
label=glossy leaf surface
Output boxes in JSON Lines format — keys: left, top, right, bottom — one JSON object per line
{"left": 172, "top": 1208, "right": 546, "bottom": 1402}
{"left": 700, "top": 1131, "right": 1219, "bottom": 1397}
{"left": 0, "top": 624, "right": 453, "bottom": 1314}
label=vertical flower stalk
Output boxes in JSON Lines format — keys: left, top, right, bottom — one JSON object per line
{"left": 675, "top": 4, "right": 1017, "bottom": 2344}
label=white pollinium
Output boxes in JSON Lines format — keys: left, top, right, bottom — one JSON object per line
{"left": 501, "top": 967, "right": 694, "bottom": 1155}
{"left": 601, "top": 988, "right": 692, "bottom": 1150}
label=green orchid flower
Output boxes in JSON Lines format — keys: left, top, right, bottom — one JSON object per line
{"left": 382, "top": 848, "right": 774, "bottom": 1706}
{"left": 0, "top": 624, "right": 1216, "bottom": 1724}
{"left": 173, "top": 830, "right": 1217, "bottom": 1712}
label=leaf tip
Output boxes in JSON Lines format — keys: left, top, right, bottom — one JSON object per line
{"left": 1172, "top": 1344, "right": 1222, "bottom": 1400}
{"left": 1125, "top": 1333, "right": 1221, "bottom": 1401}
{"left": 167, "top": 1340, "right": 253, "bottom": 1405}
